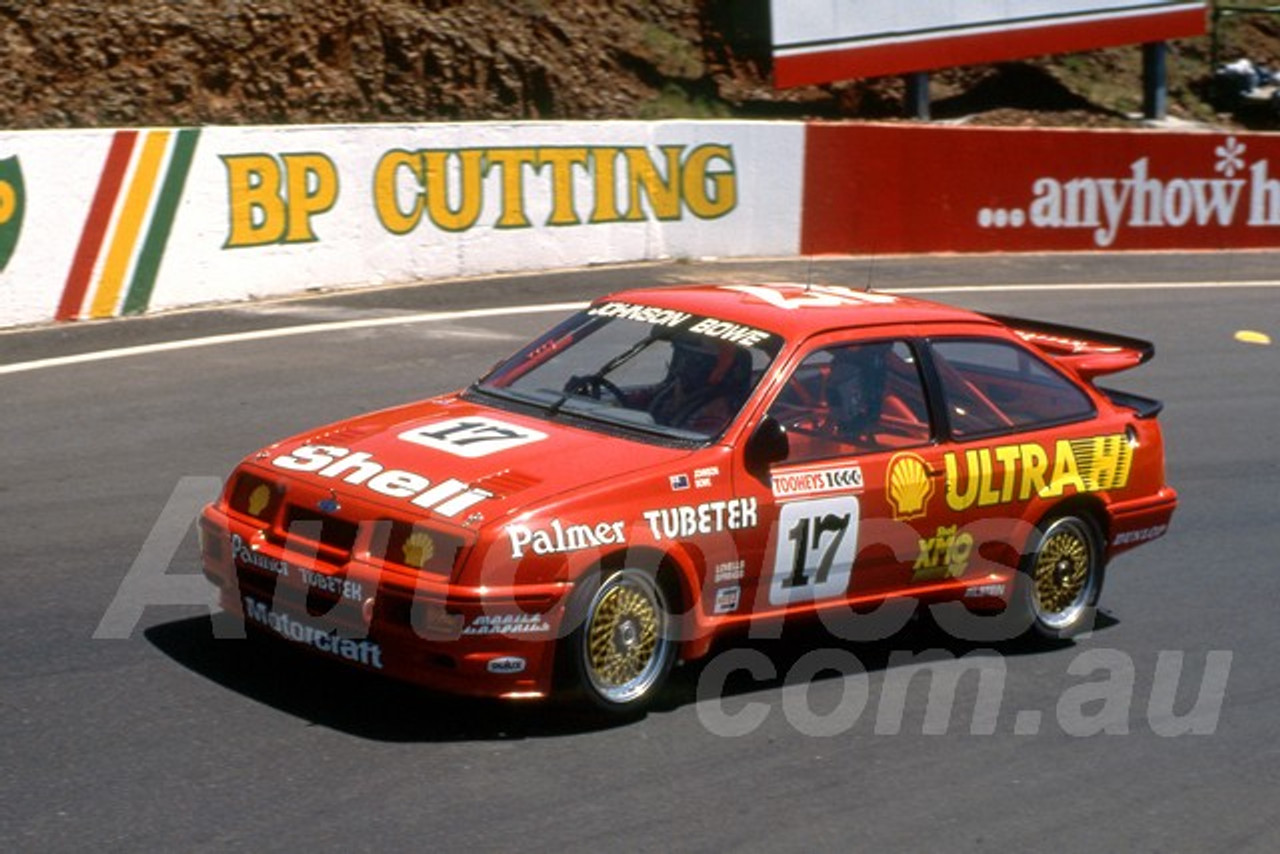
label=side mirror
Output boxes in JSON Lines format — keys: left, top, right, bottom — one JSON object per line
{"left": 744, "top": 416, "right": 789, "bottom": 480}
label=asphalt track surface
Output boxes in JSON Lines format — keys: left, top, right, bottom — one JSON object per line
{"left": 3, "top": 253, "right": 1278, "bottom": 852}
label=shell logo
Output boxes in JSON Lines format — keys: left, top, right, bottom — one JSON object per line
{"left": 247, "top": 484, "right": 272, "bottom": 517}
{"left": 402, "top": 531, "right": 436, "bottom": 569}
{"left": 887, "top": 452, "right": 934, "bottom": 520}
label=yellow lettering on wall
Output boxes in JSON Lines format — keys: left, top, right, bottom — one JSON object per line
{"left": 224, "top": 153, "right": 338, "bottom": 247}
{"left": 682, "top": 144, "right": 737, "bottom": 218}
{"left": 589, "top": 147, "right": 622, "bottom": 224}
{"left": 223, "top": 154, "right": 287, "bottom": 248}
{"left": 373, "top": 150, "right": 426, "bottom": 235}
{"left": 538, "top": 148, "right": 589, "bottom": 226}
{"left": 625, "top": 145, "right": 683, "bottom": 221}
{"left": 282, "top": 153, "right": 338, "bottom": 243}
{"left": 425, "top": 150, "right": 484, "bottom": 232}
{"left": 486, "top": 148, "right": 539, "bottom": 228}
{"left": 370, "top": 142, "right": 739, "bottom": 237}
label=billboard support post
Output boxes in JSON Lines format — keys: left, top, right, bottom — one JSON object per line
{"left": 1143, "top": 41, "right": 1169, "bottom": 120}
{"left": 906, "top": 72, "right": 931, "bottom": 120}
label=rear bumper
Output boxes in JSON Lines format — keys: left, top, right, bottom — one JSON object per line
{"left": 1106, "top": 486, "right": 1178, "bottom": 557}
{"left": 198, "top": 505, "right": 571, "bottom": 699}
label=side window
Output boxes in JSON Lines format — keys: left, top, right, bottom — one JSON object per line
{"left": 930, "top": 338, "right": 1095, "bottom": 439}
{"left": 768, "top": 340, "right": 931, "bottom": 462}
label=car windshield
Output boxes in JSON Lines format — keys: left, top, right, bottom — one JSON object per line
{"left": 473, "top": 300, "right": 782, "bottom": 441}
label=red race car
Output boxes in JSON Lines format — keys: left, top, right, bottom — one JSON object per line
{"left": 200, "top": 283, "right": 1176, "bottom": 713}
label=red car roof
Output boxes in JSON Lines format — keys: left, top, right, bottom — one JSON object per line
{"left": 603, "top": 282, "right": 994, "bottom": 339}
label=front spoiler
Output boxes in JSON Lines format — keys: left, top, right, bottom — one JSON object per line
{"left": 198, "top": 505, "right": 571, "bottom": 700}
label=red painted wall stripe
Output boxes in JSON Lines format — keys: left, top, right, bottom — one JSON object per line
{"left": 775, "top": 8, "right": 1206, "bottom": 87}
{"left": 56, "top": 131, "right": 138, "bottom": 322}
{"left": 801, "top": 123, "right": 1280, "bottom": 255}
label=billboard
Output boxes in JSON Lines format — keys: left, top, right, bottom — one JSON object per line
{"left": 802, "top": 123, "right": 1280, "bottom": 254}
{"left": 772, "top": 0, "right": 1207, "bottom": 87}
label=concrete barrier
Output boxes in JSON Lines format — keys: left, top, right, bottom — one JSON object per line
{"left": 0, "top": 121, "right": 804, "bottom": 328}
{"left": 2, "top": 119, "right": 1277, "bottom": 329}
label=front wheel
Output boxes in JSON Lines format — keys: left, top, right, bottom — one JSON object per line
{"left": 568, "top": 568, "right": 675, "bottom": 713}
{"left": 1021, "top": 514, "right": 1105, "bottom": 639}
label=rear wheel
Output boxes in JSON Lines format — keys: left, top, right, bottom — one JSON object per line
{"left": 569, "top": 568, "right": 675, "bottom": 713}
{"left": 1022, "top": 514, "right": 1104, "bottom": 639}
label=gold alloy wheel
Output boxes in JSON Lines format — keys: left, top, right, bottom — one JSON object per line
{"left": 582, "top": 570, "right": 671, "bottom": 706}
{"left": 1030, "top": 517, "right": 1097, "bottom": 631}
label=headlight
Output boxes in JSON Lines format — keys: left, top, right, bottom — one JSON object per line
{"left": 228, "top": 473, "right": 281, "bottom": 523}
{"left": 374, "top": 521, "right": 465, "bottom": 576}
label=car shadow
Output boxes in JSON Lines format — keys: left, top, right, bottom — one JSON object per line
{"left": 651, "top": 608, "right": 1119, "bottom": 715}
{"left": 146, "top": 608, "right": 1118, "bottom": 742}
{"left": 145, "top": 613, "right": 635, "bottom": 741}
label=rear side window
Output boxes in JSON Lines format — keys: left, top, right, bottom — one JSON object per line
{"left": 930, "top": 338, "right": 1095, "bottom": 439}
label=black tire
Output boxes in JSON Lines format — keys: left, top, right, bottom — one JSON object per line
{"left": 563, "top": 568, "right": 676, "bottom": 714}
{"left": 1019, "top": 513, "right": 1105, "bottom": 639}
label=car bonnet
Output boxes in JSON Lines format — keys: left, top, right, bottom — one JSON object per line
{"left": 245, "top": 396, "right": 696, "bottom": 529}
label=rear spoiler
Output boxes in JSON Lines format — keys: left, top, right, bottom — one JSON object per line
{"left": 988, "top": 314, "right": 1155, "bottom": 381}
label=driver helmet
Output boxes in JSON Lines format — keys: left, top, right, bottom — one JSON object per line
{"left": 669, "top": 334, "right": 737, "bottom": 388}
{"left": 826, "top": 344, "right": 889, "bottom": 439}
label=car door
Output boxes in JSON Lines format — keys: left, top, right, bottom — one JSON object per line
{"left": 731, "top": 334, "right": 946, "bottom": 619}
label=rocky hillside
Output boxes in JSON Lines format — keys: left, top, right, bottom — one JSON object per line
{"left": 0, "top": 0, "right": 1275, "bottom": 130}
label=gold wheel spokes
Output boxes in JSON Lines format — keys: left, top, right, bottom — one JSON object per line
{"left": 581, "top": 570, "right": 671, "bottom": 706}
{"left": 1032, "top": 524, "right": 1092, "bottom": 620}
{"left": 587, "top": 585, "right": 659, "bottom": 687}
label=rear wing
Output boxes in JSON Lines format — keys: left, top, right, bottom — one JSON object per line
{"left": 988, "top": 314, "right": 1155, "bottom": 381}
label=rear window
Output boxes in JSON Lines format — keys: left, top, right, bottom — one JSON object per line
{"left": 929, "top": 338, "right": 1095, "bottom": 439}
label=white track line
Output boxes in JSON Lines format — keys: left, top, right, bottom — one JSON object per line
{"left": 0, "top": 302, "right": 588, "bottom": 377}
{"left": 4, "top": 280, "right": 1279, "bottom": 376}
{"left": 889, "top": 281, "right": 1280, "bottom": 294}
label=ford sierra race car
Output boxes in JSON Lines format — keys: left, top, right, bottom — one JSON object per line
{"left": 199, "top": 282, "right": 1177, "bottom": 713}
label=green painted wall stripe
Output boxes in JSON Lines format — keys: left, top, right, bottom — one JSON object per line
{"left": 123, "top": 128, "right": 201, "bottom": 316}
